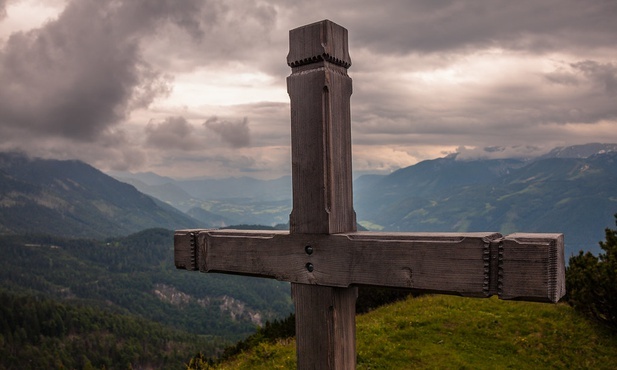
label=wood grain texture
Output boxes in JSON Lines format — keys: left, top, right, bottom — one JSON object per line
{"left": 500, "top": 233, "right": 566, "bottom": 302}
{"left": 287, "top": 20, "right": 357, "bottom": 369}
{"left": 292, "top": 284, "right": 357, "bottom": 369}
{"left": 287, "top": 24, "right": 355, "bottom": 235}
{"left": 174, "top": 229, "right": 565, "bottom": 303}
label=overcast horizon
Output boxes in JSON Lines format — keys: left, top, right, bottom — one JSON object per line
{"left": 1, "top": 0, "right": 616, "bottom": 179}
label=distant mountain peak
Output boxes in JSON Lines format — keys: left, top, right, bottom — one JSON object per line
{"left": 0, "top": 152, "right": 200, "bottom": 238}
{"left": 539, "top": 143, "right": 617, "bottom": 159}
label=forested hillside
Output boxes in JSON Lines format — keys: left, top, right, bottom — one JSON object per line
{"left": 0, "top": 229, "right": 293, "bottom": 356}
{"left": 0, "top": 290, "right": 218, "bottom": 369}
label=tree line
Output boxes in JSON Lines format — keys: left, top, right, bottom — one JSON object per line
{"left": 567, "top": 214, "right": 617, "bottom": 330}
{"left": 0, "top": 289, "right": 223, "bottom": 369}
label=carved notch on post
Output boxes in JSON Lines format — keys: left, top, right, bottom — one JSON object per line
{"left": 287, "top": 19, "right": 356, "bottom": 235}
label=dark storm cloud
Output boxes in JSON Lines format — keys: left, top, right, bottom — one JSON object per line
{"left": 204, "top": 116, "right": 251, "bottom": 148}
{"left": 0, "top": 0, "right": 208, "bottom": 143}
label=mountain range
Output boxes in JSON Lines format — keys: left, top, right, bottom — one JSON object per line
{"left": 1, "top": 143, "right": 616, "bottom": 257}
{"left": 0, "top": 152, "right": 200, "bottom": 238}
{"left": 111, "top": 143, "right": 617, "bottom": 257}
{"left": 107, "top": 171, "right": 293, "bottom": 227}
{"left": 354, "top": 147, "right": 617, "bottom": 256}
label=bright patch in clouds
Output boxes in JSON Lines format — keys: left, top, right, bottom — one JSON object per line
{"left": 167, "top": 67, "right": 288, "bottom": 108}
{"left": 0, "top": 0, "right": 62, "bottom": 40}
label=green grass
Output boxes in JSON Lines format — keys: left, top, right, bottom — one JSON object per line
{"left": 212, "top": 295, "right": 617, "bottom": 369}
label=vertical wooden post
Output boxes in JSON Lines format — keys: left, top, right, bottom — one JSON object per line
{"left": 287, "top": 20, "right": 358, "bottom": 369}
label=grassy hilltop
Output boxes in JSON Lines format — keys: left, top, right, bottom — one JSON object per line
{"left": 206, "top": 294, "right": 617, "bottom": 369}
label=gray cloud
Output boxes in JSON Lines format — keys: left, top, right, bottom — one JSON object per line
{"left": 204, "top": 116, "right": 251, "bottom": 148}
{"left": 145, "top": 116, "right": 202, "bottom": 151}
{"left": 454, "top": 145, "right": 547, "bottom": 161}
{"left": 572, "top": 61, "right": 617, "bottom": 95}
{"left": 318, "top": 0, "right": 617, "bottom": 55}
{"left": 216, "top": 102, "right": 290, "bottom": 146}
{"left": 0, "top": 0, "right": 228, "bottom": 142}
{"left": 0, "top": 0, "right": 189, "bottom": 143}
{"left": 1, "top": 0, "right": 616, "bottom": 178}
{"left": 139, "top": 0, "right": 278, "bottom": 72}
{"left": 351, "top": 54, "right": 617, "bottom": 150}
{"left": 0, "top": 0, "right": 281, "bottom": 144}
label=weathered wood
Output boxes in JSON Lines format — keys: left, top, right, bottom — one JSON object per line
{"left": 292, "top": 284, "right": 357, "bottom": 369}
{"left": 173, "top": 229, "right": 201, "bottom": 271}
{"left": 174, "top": 19, "right": 566, "bottom": 370}
{"left": 500, "top": 233, "right": 566, "bottom": 302}
{"left": 287, "top": 19, "right": 355, "bottom": 235}
{"left": 174, "top": 229, "right": 565, "bottom": 303}
{"left": 286, "top": 20, "right": 357, "bottom": 369}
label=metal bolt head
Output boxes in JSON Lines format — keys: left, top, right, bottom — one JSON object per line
{"left": 305, "top": 245, "right": 313, "bottom": 255}
{"left": 306, "top": 263, "right": 314, "bottom": 272}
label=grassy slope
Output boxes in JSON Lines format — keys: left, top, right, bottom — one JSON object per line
{"left": 213, "top": 295, "right": 617, "bottom": 369}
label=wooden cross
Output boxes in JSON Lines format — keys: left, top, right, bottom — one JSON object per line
{"left": 174, "top": 20, "right": 566, "bottom": 369}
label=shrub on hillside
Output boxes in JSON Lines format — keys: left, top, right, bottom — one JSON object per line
{"left": 566, "top": 214, "right": 617, "bottom": 331}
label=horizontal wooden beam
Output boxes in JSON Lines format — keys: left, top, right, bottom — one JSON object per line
{"left": 174, "top": 230, "right": 565, "bottom": 303}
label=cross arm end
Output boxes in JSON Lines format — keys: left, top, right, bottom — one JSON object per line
{"left": 174, "top": 229, "right": 203, "bottom": 271}
{"left": 498, "top": 233, "right": 566, "bottom": 303}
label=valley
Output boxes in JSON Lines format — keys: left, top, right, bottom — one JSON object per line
{"left": 1, "top": 142, "right": 616, "bottom": 367}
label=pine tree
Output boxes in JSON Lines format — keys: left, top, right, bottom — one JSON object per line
{"left": 566, "top": 214, "right": 617, "bottom": 330}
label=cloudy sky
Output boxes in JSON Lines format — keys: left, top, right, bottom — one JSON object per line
{"left": 1, "top": 0, "right": 616, "bottom": 179}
